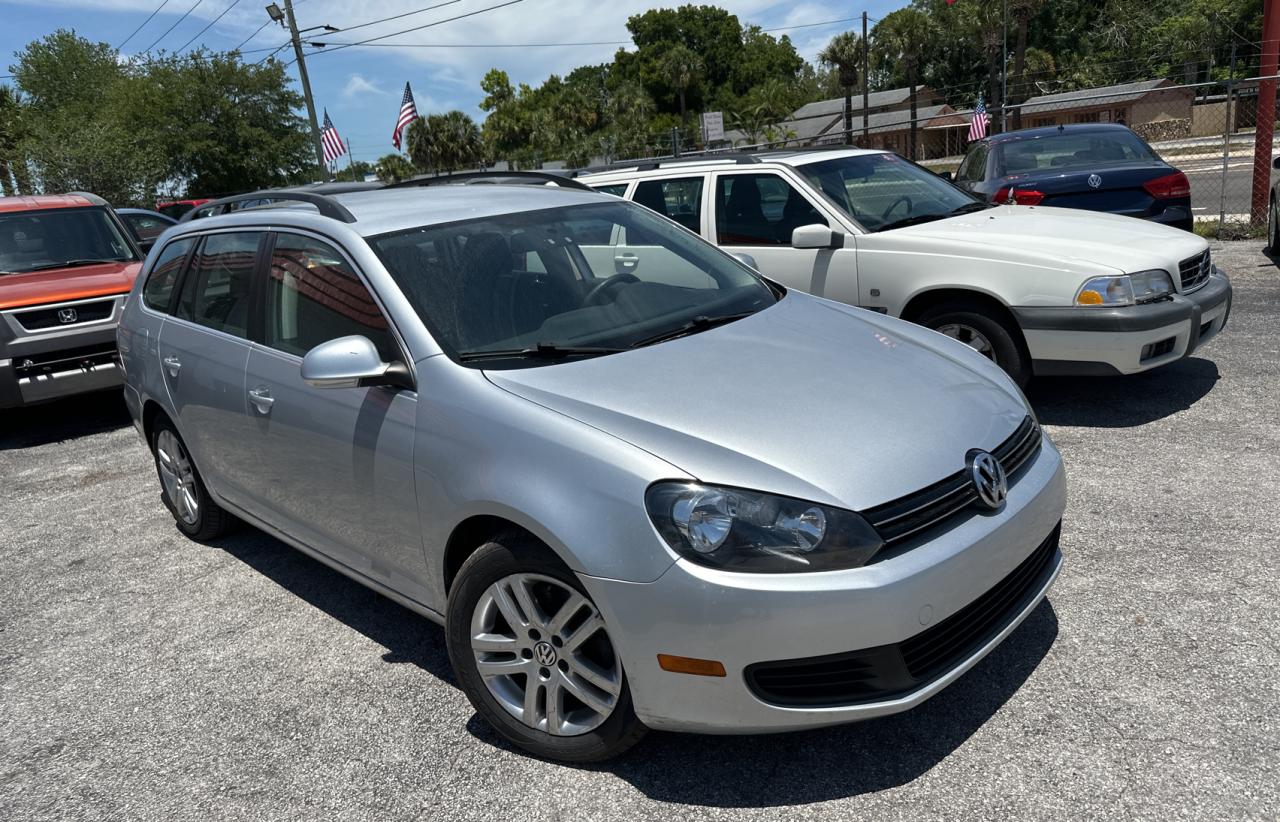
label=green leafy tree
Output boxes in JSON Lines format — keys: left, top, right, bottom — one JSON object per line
{"left": 873, "top": 8, "right": 935, "bottom": 158}
{"left": 819, "top": 32, "right": 863, "bottom": 143}
{"left": 408, "top": 111, "right": 482, "bottom": 174}
{"left": 659, "top": 44, "right": 704, "bottom": 129}
{"left": 0, "top": 85, "right": 33, "bottom": 195}
{"left": 333, "top": 159, "right": 373, "bottom": 182}
{"left": 374, "top": 153, "right": 416, "bottom": 183}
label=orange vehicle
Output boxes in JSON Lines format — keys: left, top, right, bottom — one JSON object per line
{"left": 0, "top": 193, "right": 144, "bottom": 408}
{"left": 155, "top": 198, "right": 211, "bottom": 219}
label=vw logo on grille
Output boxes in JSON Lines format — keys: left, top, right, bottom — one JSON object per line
{"left": 57, "top": 308, "right": 78, "bottom": 324}
{"left": 967, "top": 449, "right": 1008, "bottom": 510}
{"left": 1087, "top": 173, "right": 1103, "bottom": 189}
{"left": 533, "top": 641, "right": 557, "bottom": 666}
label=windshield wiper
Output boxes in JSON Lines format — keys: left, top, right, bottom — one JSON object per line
{"left": 629, "top": 311, "right": 757, "bottom": 349}
{"left": 457, "top": 342, "right": 627, "bottom": 363}
{"left": 950, "top": 201, "right": 996, "bottom": 215}
{"left": 876, "top": 212, "right": 951, "bottom": 232}
{"left": 25, "top": 258, "right": 127, "bottom": 271}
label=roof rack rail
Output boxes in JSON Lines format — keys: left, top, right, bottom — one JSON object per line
{"left": 179, "top": 190, "right": 357, "bottom": 223}
{"left": 574, "top": 153, "right": 765, "bottom": 175}
{"left": 386, "top": 170, "right": 595, "bottom": 192}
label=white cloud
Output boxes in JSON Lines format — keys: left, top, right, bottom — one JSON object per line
{"left": 341, "top": 72, "right": 389, "bottom": 98}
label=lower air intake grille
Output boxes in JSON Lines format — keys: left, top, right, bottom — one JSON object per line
{"left": 744, "top": 525, "right": 1060, "bottom": 707}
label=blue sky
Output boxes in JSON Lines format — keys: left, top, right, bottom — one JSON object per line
{"left": 1, "top": 0, "right": 906, "bottom": 165}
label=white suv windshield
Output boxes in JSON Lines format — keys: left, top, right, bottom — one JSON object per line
{"left": 370, "top": 200, "right": 776, "bottom": 366}
{"left": 797, "top": 154, "right": 986, "bottom": 232}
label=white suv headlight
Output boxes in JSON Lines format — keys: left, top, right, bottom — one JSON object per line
{"left": 1128, "top": 269, "right": 1175, "bottom": 303}
{"left": 1075, "top": 275, "right": 1133, "bottom": 306}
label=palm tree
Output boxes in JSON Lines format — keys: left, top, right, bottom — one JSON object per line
{"left": 1009, "top": 0, "right": 1043, "bottom": 129}
{"left": 659, "top": 45, "right": 703, "bottom": 131}
{"left": 873, "top": 9, "right": 933, "bottom": 159}
{"left": 818, "top": 32, "right": 862, "bottom": 145}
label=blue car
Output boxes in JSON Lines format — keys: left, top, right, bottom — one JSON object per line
{"left": 948, "top": 123, "right": 1193, "bottom": 232}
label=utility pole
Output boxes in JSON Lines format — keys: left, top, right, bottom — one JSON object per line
{"left": 1001, "top": 0, "right": 1009, "bottom": 132}
{"left": 861, "top": 11, "right": 869, "bottom": 146}
{"left": 1251, "top": 0, "right": 1280, "bottom": 224}
{"left": 275, "top": 0, "right": 326, "bottom": 179}
{"left": 346, "top": 139, "right": 356, "bottom": 178}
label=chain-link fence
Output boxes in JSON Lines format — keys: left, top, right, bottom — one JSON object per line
{"left": 605, "top": 72, "right": 1280, "bottom": 240}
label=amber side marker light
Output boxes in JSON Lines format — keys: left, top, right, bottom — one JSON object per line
{"left": 657, "top": 654, "right": 727, "bottom": 677}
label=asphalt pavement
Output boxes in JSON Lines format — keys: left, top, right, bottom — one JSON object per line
{"left": 2, "top": 241, "right": 1278, "bottom": 820}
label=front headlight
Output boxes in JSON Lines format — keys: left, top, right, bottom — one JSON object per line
{"left": 1075, "top": 275, "right": 1133, "bottom": 306}
{"left": 645, "top": 482, "right": 884, "bottom": 572}
{"left": 1128, "top": 269, "right": 1174, "bottom": 303}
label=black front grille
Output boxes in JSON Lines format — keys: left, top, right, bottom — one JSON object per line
{"left": 13, "top": 299, "right": 115, "bottom": 330}
{"left": 863, "top": 416, "right": 1041, "bottom": 546}
{"left": 744, "top": 525, "right": 1060, "bottom": 707}
{"left": 1178, "top": 250, "right": 1210, "bottom": 292}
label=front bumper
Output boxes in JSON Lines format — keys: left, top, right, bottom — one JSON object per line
{"left": 578, "top": 436, "right": 1067, "bottom": 734}
{"left": 0, "top": 296, "right": 127, "bottom": 409}
{"left": 1013, "top": 268, "right": 1231, "bottom": 377}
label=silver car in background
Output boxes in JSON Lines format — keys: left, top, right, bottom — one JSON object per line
{"left": 117, "top": 179, "right": 1066, "bottom": 761}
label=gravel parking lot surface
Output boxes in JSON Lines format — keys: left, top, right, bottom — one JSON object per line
{"left": 2, "top": 240, "right": 1277, "bottom": 821}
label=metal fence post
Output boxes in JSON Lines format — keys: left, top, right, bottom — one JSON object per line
{"left": 1219, "top": 45, "right": 1237, "bottom": 235}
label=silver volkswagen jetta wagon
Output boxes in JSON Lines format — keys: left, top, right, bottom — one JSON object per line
{"left": 118, "top": 177, "right": 1066, "bottom": 761}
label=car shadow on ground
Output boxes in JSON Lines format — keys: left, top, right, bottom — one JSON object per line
{"left": 1028, "top": 356, "right": 1220, "bottom": 428}
{"left": 0, "top": 390, "right": 133, "bottom": 450}
{"left": 209, "top": 524, "right": 1058, "bottom": 804}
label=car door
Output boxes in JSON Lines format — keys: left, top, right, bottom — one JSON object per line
{"left": 620, "top": 176, "right": 714, "bottom": 285}
{"left": 709, "top": 169, "right": 858, "bottom": 303}
{"left": 240, "top": 231, "right": 425, "bottom": 595}
{"left": 156, "top": 230, "right": 264, "bottom": 508}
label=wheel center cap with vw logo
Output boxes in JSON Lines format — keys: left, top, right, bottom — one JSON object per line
{"left": 1087, "top": 173, "right": 1103, "bottom": 189}
{"left": 58, "top": 308, "right": 78, "bottom": 324}
{"left": 533, "top": 641, "right": 557, "bottom": 666}
{"left": 966, "top": 449, "right": 1008, "bottom": 510}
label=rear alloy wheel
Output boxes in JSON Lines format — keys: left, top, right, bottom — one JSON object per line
{"left": 446, "top": 536, "right": 646, "bottom": 761}
{"left": 918, "top": 301, "right": 1031, "bottom": 387}
{"left": 151, "top": 419, "right": 234, "bottom": 541}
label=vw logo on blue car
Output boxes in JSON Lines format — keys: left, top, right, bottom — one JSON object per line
{"left": 1088, "top": 174, "right": 1103, "bottom": 189}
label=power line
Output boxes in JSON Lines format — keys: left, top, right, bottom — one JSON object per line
{"left": 177, "top": 0, "right": 242, "bottom": 53}
{"left": 295, "top": 0, "right": 525, "bottom": 62}
{"left": 117, "top": 0, "right": 172, "bottom": 50}
{"left": 143, "top": 0, "right": 206, "bottom": 53}
{"left": 330, "top": 0, "right": 463, "bottom": 36}
{"left": 231, "top": 19, "right": 274, "bottom": 52}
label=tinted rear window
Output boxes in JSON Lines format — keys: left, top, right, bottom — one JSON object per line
{"left": 994, "top": 130, "right": 1160, "bottom": 175}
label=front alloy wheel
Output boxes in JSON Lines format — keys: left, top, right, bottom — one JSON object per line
{"left": 446, "top": 535, "right": 646, "bottom": 761}
{"left": 470, "top": 573, "right": 621, "bottom": 736}
{"left": 1269, "top": 197, "right": 1278, "bottom": 254}
{"left": 934, "top": 322, "right": 995, "bottom": 360}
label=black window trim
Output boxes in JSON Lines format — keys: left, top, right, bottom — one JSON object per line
{"left": 255, "top": 228, "right": 416, "bottom": 380}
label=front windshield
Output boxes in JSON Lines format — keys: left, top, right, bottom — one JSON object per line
{"left": 370, "top": 200, "right": 777, "bottom": 365}
{"left": 796, "top": 153, "right": 980, "bottom": 232}
{"left": 0, "top": 207, "right": 138, "bottom": 274}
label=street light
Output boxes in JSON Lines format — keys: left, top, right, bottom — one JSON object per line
{"left": 265, "top": 4, "right": 284, "bottom": 23}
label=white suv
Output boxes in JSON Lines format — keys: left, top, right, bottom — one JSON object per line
{"left": 578, "top": 149, "right": 1232, "bottom": 384}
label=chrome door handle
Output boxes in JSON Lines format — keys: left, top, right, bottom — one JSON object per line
{"left": 162, "top": 355, "right": 182, "bottom": 376}
{"left": 248, "top": 385, "right": 275, "bottom": 414}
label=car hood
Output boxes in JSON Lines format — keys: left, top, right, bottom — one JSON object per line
{"left": 896, "top": 204, "right": 1206, "bottom": 275}
{"left": 0, "top": 261, "right": 142, "bottom": 310}
{"left": 485, "top": 292, "right": 1029, "bottom": 512}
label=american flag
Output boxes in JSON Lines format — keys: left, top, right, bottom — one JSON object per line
{"left": 321, "top": 110, "right": 346, "bottom": 165}
{"left": 392, "top": 82, "right": 419, "bottom": 150}
{"left": 967, "top": 96, "right": 989, "bottom": 142}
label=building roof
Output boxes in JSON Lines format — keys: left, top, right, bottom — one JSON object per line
{"left": 1018, "top": 79, "right": 1175, "bottom": 115}
{"left": 0, "top": 194, "right": 104, "bottom": 213}
{"left": 791, "top": 87, "right": 925, "bottom": 121}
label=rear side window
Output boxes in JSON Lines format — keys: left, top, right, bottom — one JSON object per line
{"left": 176, "top": 232, "right": 261, "bottom": 338}
{"left": 715, "top": 173, "right": 828, "bottom": 246}
{"left": 142, "top": 238, "right": 194, "bottom": 313}
{"left": 631, "top": 177, "right": 703, "bottom": 233}
{"left": 593, "top": 183, "right": 628, "bottom": 197}
{"left": 264, "top": 233, "right": 396, "bottom": 361}
{"left": 960, "top": 144, "right": 988, "bottom": 183}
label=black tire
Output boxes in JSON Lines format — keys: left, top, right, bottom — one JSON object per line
{"left": 917, "top": 300, "right": 1031, "bottom": 387}
{"left": 150, "top": 417, "right": 234, "bottom": 541}
{"left": 1268, "top": 196, "right": 1278, "bottom": 254}
{"left": 446, "top": 533, "right": 647, "bottom": 762}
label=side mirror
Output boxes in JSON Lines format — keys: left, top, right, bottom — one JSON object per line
{"left": 301, "top": 335, "right": 412, "bottom": 390}
{"left": 730, "top": 252, "right": 759, "bottom": 270}
{"left": 791, "top": 224, "right": 844, "bottom": 250}
{"left": 936, "top": 170, "right": 954, "bottom": 181}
